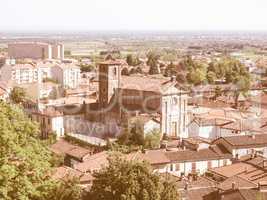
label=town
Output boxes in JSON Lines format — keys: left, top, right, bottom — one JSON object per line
{"left": 1, "top": 0, "right": 267, "bottom": 199}
{"left": 1, "top": 32, "right": 267, "bottom": 200}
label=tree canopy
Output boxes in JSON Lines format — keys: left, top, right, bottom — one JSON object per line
{"left": 10, "top": 87, "right": 26, "bottom": 104}
{"left": 147, "top": 51, "right": 161, "bottom": 75}
{"left": 0, "top": 102, "right": 81, "bottom": 200}
{"left": 88, "top": 154, "right": 178, "bottom": 200}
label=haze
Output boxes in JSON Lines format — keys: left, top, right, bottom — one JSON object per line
{"left": 1, "top": 0, "right": 267, "bottom": 31}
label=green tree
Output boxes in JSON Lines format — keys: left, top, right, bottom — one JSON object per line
{"left": 164, "top": 62, "right": 177, "bottom": 77}
{"left": 10, "top": 87, "right": 26, "bottom": 104}
{"left": 207, "top": 71, "right": 217, "bottom": 84}
{"left": 89, "top": 154, "right": 178, "bottom": 200}
{"left": 0, "top": 102, "right": 81, "bottom": 200}
{"left": 126, "top": 54, "right": 141, "bottom": 66}
{"left": 121, "top": 67, "right": 130, "bottom": 76}
{"left": 147, "top": 51, "right": 160, "bottom": 75}
{"left": 144, "top": 129, "right": 161, "bottom": 149}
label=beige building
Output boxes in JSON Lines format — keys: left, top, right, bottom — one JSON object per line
{"left": 51, "top": 64, "right": 81, "bottom": 89}
{"left": 8, "top": 42, "right": 64, "bottom": 60}
{"left": 30, "top": 107, "right": 64, "bottom": 139}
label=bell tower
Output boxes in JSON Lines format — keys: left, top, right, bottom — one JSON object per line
{"left": 98, "top": 59, "right": 121, "bottom": 108}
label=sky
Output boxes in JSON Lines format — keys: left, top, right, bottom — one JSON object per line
{"left": 1, "top": 0, "right": 267, "bottom": 32}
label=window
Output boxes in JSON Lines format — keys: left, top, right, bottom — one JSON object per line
{"left": 113, "top": 67, "right": 117, "bottom": 77}
{"left": 192, "top": 162, "right": 196, "bottom": 173}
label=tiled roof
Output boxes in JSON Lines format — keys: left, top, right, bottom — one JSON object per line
{"left": 50, "top": 139, "right": 93, "bottom": 161}
{"left": 120, "top": 75, "right": 178, "bottom": 93}
{"left": 74, "top": 151, "right": 109, "bottom": 173}
{"left": 218, "top": 176, "right": 257, "bottom": 191}
{"left": 52, "top": 166, "right": 94, "bottom": 184}
{"left": 165, "top": 145, "right": 231, "bottom": 163}
{"left": 214, "top": 134, "right": 267, "bottom": 149}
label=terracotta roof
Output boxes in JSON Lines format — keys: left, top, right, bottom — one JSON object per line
{"left": 180, "top": 187, "right": 217, "bottom": 200}
{"left": 66, "top": 147, "right": 92, "bottom": 161}
{"left": 214, "top": 134, "right": 267, "bottom": 149}
{"left": 165, "top": 145, "right": 231, "bottom": 163}
{"left": 218, "top": 176, "right": 257, "bottom": 191}
{"left": 120, "top": 75, "right": 178, "bottom": 93}
{"left": 128, "top": 150, "right": 171, "bottom": 165}
{"left": 52, "top": 166, "right": 94, "bottom": 184}
{"left": 50, "top": 139, "right": 92, "bottom": 161}
{"left": 74, "top": 151, "right": 109, "bottom": 173}
{"left": 217, "top": 188, "right": 267, "bottom": 200}
{"left": 208, "top": 162, "right": 253, "bottom": 178}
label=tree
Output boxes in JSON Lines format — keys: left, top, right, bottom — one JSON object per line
{"left": 10, "top": 87, "right": 26, "bottom": 104}
{"left": 176, "top": 73, "right": 186, "bottom": 84}
{"left": 89, "top": 154, "right": 178, "bottom": 200}
{"left": 147, "top": 51, "right": 160, "bottom": 75}
{"left": 0, "top": 102, "right": 81, "bottom": 200}
{"left": 79, "top": 64, "right": 95, "bottom": 72}
{"left": 207, "top": 71, "right": 217, "bottom": 84}
{"left": 126, "top": 54, "right": 134, "bottom": 66}
{"left": 126, "top": 54, "right": 141, "bottom": 66}
{"left": 129, "top": 119, "right": 145, "bottom": 146}
{"left": 121, "top": 67, "right": 130, "bottom": 76}
{"left": 164, "top": 62, "right": 177, "bottom": 77}
{"left": 144, "top": 129, "right": 161, "bottom": 149}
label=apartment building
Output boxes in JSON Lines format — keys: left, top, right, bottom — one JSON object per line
{"left": 51, "top": 64, "right": 81, "bottom": 89}
{"left": 0, "top": 63, "right": 40, "bottom": 84}
{"left": 8, "top": 42, "right": 64, "bottom": 60}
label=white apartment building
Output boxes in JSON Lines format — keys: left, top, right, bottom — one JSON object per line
{"left": 51, "top": 64, "right": 81, "bottom": 89}
{"left": 0, "top": 63, "right": 40, "bottom": 84}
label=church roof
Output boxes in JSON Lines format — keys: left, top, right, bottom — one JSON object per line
{"left": 120, "top": 75, "right": 181, "bottom": 94}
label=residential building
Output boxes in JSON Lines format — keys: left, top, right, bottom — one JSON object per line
{"left": 30, "top": 107, "right": 64, "bottom": 138}
{"left": 213, "top": 134, "right": 267, "bottom": 159}
{"left": 0, "top": 63, "right": 39, "bottom": 84}
{"left": 51, "top": 64, "right": 81, "bottom": 88}
{"left": 8, "top": 42, "right": 64, "bottom": 60}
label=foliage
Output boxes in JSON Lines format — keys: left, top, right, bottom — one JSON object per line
{"left": 10, "top": 87, "right": 26, "bottom": 104}
{"left": 126, "top": 54, "right": 141, "bottom": 66}
{"left": 42, "top": 78, "right": 58, "bottom": 84}
{"left": 0, "top": 102, "right": 81, "bottom": 200}
{"left": 206, "top": 71, "right": 217, "bottom": 84}
{"left": 79, "top": 64, "right": 95, "bottom": 72}
{"left": 147, "top": 51, "right": 161, "bottom": 75}
{"left": 207, "top": 57, "right": 251, "bottom": 92}
{"left": 121, "top": 67, "right": 130, "bottom": 76}
{"left": 164, "top": 62, "right": 177, "bottom": 77}
{"left": 39, "top": 178, "right": 82, "bottom": 200}
{"left": 88, "top": 154, "right": 178, "bottom": 200}
{"left": 118, "top": 119, "right": 145, "bottom": 146}
{"left": 144, "top": 129, "right": 161, "bottom": 149}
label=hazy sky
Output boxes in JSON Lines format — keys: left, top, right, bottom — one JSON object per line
{"left": 1, "top": 0, "right": 267, "bottom": 31}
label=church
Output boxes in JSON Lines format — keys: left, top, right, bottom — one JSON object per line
{"left": 86, "top": 58, "right": 188, "bottom": 139}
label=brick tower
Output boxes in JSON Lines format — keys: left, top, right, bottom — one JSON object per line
{"left": 98, "top": 59, "right": 121, "bottom": 109}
